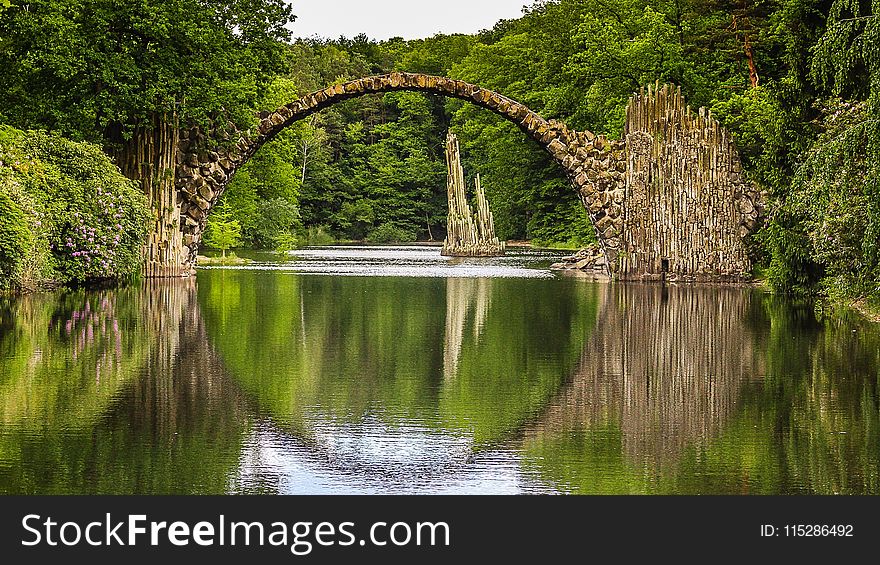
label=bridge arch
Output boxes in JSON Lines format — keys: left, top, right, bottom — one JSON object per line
{"left": 172, "top": 73, "right": 626, "bottom": 274}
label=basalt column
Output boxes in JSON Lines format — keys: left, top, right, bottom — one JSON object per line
{"left": 112, "top": 113, "right": 191, "bottom": 278}
{"left": 472, "top": 174, "right": 505, "bottom": 254}
{"left": 441, "top": 132, "right": 505, "bottom": 257}
{"left": 621, "top": 83, "right": 764, "bottom": 281}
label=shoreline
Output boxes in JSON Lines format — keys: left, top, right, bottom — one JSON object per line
{"left": 850, "top": 298, "right": 880, "bottom": 323}
{"left": 3, "top": 246, "right": 877, "bottom": 327}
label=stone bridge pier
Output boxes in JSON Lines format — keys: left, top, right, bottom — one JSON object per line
{"left": 150, "top": 74, "right": 763, "bottom": 282}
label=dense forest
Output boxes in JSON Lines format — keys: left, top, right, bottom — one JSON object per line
{"left": 0, "top": 0, "right": 877, "bottom": 302}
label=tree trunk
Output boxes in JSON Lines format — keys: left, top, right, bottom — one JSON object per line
{"left": 732, "top": 13, "right": 760, "bottom": 89}
{"left": 301, "top": 139, "right": 309, "bottom": 185}
{"left": 743, "top": 32, "right": 760, "bottom": 88}
{"left": 111, "top": 112, "right": 190, "bottom": 277}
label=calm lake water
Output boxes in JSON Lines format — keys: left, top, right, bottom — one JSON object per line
{"left": 1, "top": 245, "right": 878, "bottom": 494}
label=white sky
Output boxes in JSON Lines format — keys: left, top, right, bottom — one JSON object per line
{"left": 287, "top": 1, "right": 531, "bottom": 41}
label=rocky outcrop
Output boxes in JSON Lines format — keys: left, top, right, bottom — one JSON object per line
{"left": 442, "top": 132, "right": 505, "bottom": 257}
{"left": 551, "top": 245, "right": 609, "bottom": 279}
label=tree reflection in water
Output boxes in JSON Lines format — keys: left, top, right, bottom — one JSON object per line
{"left": 1, "top": 269, "right": 878, "bottom": 494}
{"left": 521, "top": 284, "right": 880, "bottom": 494}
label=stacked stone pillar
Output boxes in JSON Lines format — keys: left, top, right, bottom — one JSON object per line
{"left": 473, "top": 174, "right": 503, "bottom": 251}
{"left": 441, "top": 132, "right": 505, "bottom": 257}
{"left": 621, "top": 82, "right": 763, "bottom": 281}
{"left": 113, "top": 113, "right": 191, "bottom": 277}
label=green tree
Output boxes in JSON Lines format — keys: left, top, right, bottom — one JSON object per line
{"left": 249, "top": 198, "right": 301, "bottom": 250}
{"left": 203, "top": 208, "right": 241, "bottom": 258}
{"left": 0, "top": 0, "right": 295, "bottom": 269}
{"left": 220, "top": 41, "right": 370, "bottom": 245}
{"left": 786, "top": 1, "right": 880, "bottom": 298}
{"left": 0, "top": 0, "right": 294, "bottom": 141}
{"left": 448, "top": 27, "right": 594, "bottom": 244}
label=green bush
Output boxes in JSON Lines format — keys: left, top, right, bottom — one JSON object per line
{"left": 246, "top": 197, "right": 301, "bottom": 249}
{"left": 203, "top": 207, "right": 242, "bottom": 258}
{"left": 273, "top": 231, "right": 299, "bottom": 252}
{"left": 366, "top": 222, "right": 416, "bottom": 244}
{"left": 300, "top": 225, "right": 335, "bottom": 246}
{"left": 0, "top": 126, "right": 148, "bottom": 289}
{"left": 0, "top": 189, "right": 30, "bottom": 286}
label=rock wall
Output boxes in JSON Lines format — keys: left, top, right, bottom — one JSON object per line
{"left": 112, "top": 115, "right": 190, "bottom": 277}
{"left": 558, "top": 131, "right": 627, "bottom": 276}
{"left": 620, "top": 83, "right": 763, "bottom": 281}
{"left": 175, "top": 125, "right": 243, "bottom": 268}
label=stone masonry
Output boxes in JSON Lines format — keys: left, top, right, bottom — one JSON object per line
{"left": 166, "top": 73, "right": 762, "bottom": 281}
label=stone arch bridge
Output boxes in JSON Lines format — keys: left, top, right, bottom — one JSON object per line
{"left": 154, "top": 73, "right": 763, "bottom": 281}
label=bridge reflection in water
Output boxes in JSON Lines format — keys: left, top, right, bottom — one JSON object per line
{"left": 1, "top": 271, "right": 878, "bottom": 494}
{"left": 522, "top": 284, "right": 766, "bottom": 491}
{"left": 202, "top": 269, "right": 595, "bottom": 493}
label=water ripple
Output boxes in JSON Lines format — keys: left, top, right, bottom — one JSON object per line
{"left": 199, "top": 245, "right": 565, "bottom": 278}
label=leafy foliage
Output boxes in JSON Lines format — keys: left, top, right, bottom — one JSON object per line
{"left": 0, "top": 190, "right": 30, "bottom": 284}
{"left": 2, "top": 0, "right": 878, "bottom": 300}
{"left": 0, "top": 0, "right": 295, "bottom": 141}
{"left": 367, "top": 223, "right": 416, "bottom": 244}
{"left": 0, "top": 126, "right": 148, "bottom": 289}
{"left": 247, "top": 198, "right": 301, "bottom": 250}
{"left": 744, "top": 0, "right": 880, "bottom": 298}
{"left": 203, "top": 207, "right": 242, "bottom": 257}
{"left": 300, "top": 225, "right": 336, "bottom": 247}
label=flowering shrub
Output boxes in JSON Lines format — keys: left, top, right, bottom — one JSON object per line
{"left": 0, "top": 126, "right": 148, "bottom": 289}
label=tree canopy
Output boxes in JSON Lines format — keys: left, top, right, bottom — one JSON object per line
{"left": 0, "top": 0, "right": 295, "bottom": 142}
